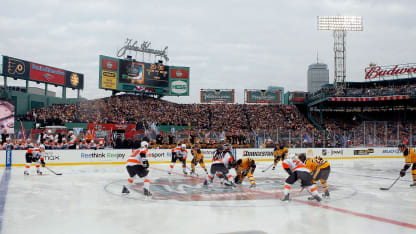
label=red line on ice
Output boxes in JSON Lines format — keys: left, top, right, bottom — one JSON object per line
{"left": 154, "top": 167, "right": 416, "bottom": 230}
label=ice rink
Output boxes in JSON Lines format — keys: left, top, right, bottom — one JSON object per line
{"left": 0, "top": 158, "right": 415, "bottom": 234}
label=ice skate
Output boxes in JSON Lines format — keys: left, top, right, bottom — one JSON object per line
{"left": 323, "top": 191, "right": 330, "bottom": 197}
{"left": 410, "top": 183, "right": 416, "bottom": 187}
{"left": 143, "top": 188, "right": 152, "bottom": 196}
{"left": 312, "top": 195, "right": 322, "bottom": 202}
{"left": 122, "top": 186, "right": 130, "bottom": 194}
{"left": 281, "top": 194, "right": 290, "bottom": 201}
{"left": 24, "top": 171, "right": 29, "bottom": 175}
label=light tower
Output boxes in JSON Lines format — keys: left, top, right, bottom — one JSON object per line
{"left": 318, "top": 16, "right": 363, "bottom": 88}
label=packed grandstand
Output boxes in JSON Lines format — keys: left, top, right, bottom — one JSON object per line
{"left": 0, "top": 74, "right": 414, "bottom": 151}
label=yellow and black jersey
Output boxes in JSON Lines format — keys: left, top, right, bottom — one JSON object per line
{"left": 305, "top": 156, "right": 330, "bottom": 173}
{"left": 274, "top": 147, "right": 288, "bottom": 159}
{"left": 237, "top": 157, "right": 256, "bottom": 170}
{"left": 403, "top": 148, "right": 416, "bottom": 164}
{"left": 191, "top": 149, "right": 204, "bottom": 161}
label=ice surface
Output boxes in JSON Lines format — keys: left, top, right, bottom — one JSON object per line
{"left": 0, "top": 159, "right": 415, "bottom": 234}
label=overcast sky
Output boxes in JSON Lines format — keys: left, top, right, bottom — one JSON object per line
{"left": 1, "top": 0, "right": 415, "bottom": 103}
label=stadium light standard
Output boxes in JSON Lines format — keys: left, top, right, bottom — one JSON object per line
{"left": 318, "top": 16, "right": 363, "bottom": 88}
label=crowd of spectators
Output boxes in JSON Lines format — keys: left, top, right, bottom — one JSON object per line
{"left": 15, "top": 86, "right": 416, "bottom": 149}
{"left": 17, "top": 94, "right": 320, "bottom": 148}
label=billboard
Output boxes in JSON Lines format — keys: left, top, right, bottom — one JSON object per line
{"left": 99, "top": 55, "right": 190, "bottom": 96}
{"left": 245, "top": 90, "right": 281, "bottom": 104}
{"left": 1, "top": 55, "right": 84, "bottom": 89}
{"left": 169, "top": 66, "right": 189, "bottom": 96}
{"left": 365, "top": 63, "right": 416, "bottom": 80}
{"left": 2, "top": 56, "right": 30, "bottom": 80}
{"left": 200, "top": 89, "right": 235, "bottom": 104}
{"left": 119, "top": 59, "right": 169, "bottom": 88}
{"left": 0, "top": 100, "right": 14, "bottom": 134}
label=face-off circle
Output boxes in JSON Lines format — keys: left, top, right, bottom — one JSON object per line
{"left": 105, "top": 176, "right": 342, "bottom": 202}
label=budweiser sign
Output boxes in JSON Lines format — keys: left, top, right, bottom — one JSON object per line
{"left": 365, "top": 64, "right": 416, "bottom": 80}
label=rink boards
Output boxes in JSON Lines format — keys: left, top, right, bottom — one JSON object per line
{"left": 0, "top": 147, "right": 405, "bottom": 167}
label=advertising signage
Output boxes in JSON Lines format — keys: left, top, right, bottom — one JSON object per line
{"left": 99, "top": 55, "right": 190, "bottom": 96}
{"left": 2, "top": 55, "right": 84, "bottom": 89}
{"left": 365, "top": 63, "right": 416, "bottom": 80}
{"left": 246, "top": 90, "right": 280, "bottom": 104}
{"left": 169, "top": 66, "right": 189, "bottom": 96}
{"left": 200, "top": 89, "right": 235, "bottom": 104}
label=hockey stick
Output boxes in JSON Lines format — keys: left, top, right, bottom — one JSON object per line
{"left": 380, "top": 176, "right": 400, "bottom": 190}
{"left": 262, "top": 163, "right": 274, "bottom": 172}
{"left": 45, "top": 166, "right": 62, "bottom": 175}
{"left": 186, "top": 166, "right": 198, "bottom": 176}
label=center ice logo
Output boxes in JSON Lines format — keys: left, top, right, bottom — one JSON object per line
{"left": 127, "top": 177, "right": 315, "bottom": 201}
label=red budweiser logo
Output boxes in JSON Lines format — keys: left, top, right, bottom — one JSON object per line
{"left": 365, "top": 64, "right": 416, "bottom": 79}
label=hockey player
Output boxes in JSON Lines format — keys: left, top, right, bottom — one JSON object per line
{"left": 302, "top": 155, "right": 331, "bottom": 197}
{"left": 168, "top": 143, "right": 188, "bottom": 175}
{"left": 79, "top": 139, "right": 89, "bottom": 149}
{"left": 272, "top": 144, "right": 288, "bottom": 170}
{"left": 224, "top": 142, "right": 234, "bottom": 160}
{"left": 26, "top": 138, "right": 34, "bottom": 149}
{"left": 190, "top": 143, "right": 208, "bottom": 175}
{"left": 88, "top": 140, "right": 97, "bottom": 150}
{"left": 234, "top": 157, "right": 256, "bottom": 188}
{"left": 203, "top": 145, "right": 235, "bottom": 187}
{"left": 122, "top": 141, "right": 151, "bottom": 196}
{"left": 281, "top": 153, "right": 321, "bottom": 202}
{"left": 24, "top": 144, "right": 46, "bottom": 175}
{"left": 398, "top": 144, "right": 416, "bottom": 186}
{"left": 68, "top": 131, "right": 78, "bottom": 149}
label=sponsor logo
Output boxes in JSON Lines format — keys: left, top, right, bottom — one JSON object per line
{"left": 322, "top": 149, "right": 327, "bottom": 156}
{"left": 81, "top": 152, "right": 106, "bottom": 158}
{"left": 102, "top": 59, "right": 118, "bottom": 71}
{"left": 171, "top": 80, "right": 187, "bottom": 94}
{"left": 365, "top": 64, "right": 416, "bottom": 80}
{"left": 382, "top": 149, "right": 401, "bottom": 154}
{"left": 43, "top": 152, "right": 61, "bottom": 160}
{"left": 30, "top": 63, "right": 65, "bottom": 85}
{"left": 242, "top": 151, "right": 274, "bottom": 157}
{"left": 103, "top": 71, "right": 116, "bottom": 77}
{"left": 149, "top": 152, "right": 164, "bottom": 158}
{"left": 106, "top": 153, "right": 125, "bottom": 159}
{"left": 354, "top": 149, "right": 374, "bottom": 155}
{"left": 330, "top": 149, "right": 343, "bottom": 155}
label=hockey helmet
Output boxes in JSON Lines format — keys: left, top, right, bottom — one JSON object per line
{"left": 39, "top": 144, "right": 46, "bottom": 150}
{"left": 141, "top": 141, "right": 149, "bottom": 148}
{"left": 181, "top": 144, "right": 186, "bottom": 149}
{"left": 224, "top": 143, "right": 232, "bottom": 151}
{"left": 297, "top": 153, "right": 306, "bottom": 162}
{"left": 217, "top": 144, "right": 224, "bottom": 151}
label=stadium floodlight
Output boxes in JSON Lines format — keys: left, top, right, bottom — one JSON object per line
{"left": 318, "top": 16, "right": 363, "bottom": 88}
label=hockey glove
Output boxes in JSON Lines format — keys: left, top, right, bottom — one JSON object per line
{"left": 242, "top": 171, "right": 248, "bottom": 176}
{"left": 142, "top": 159, "right": 149, "bottom": 169}
{"left": 41, "top": 159, "right": 46, "bottom": 167}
